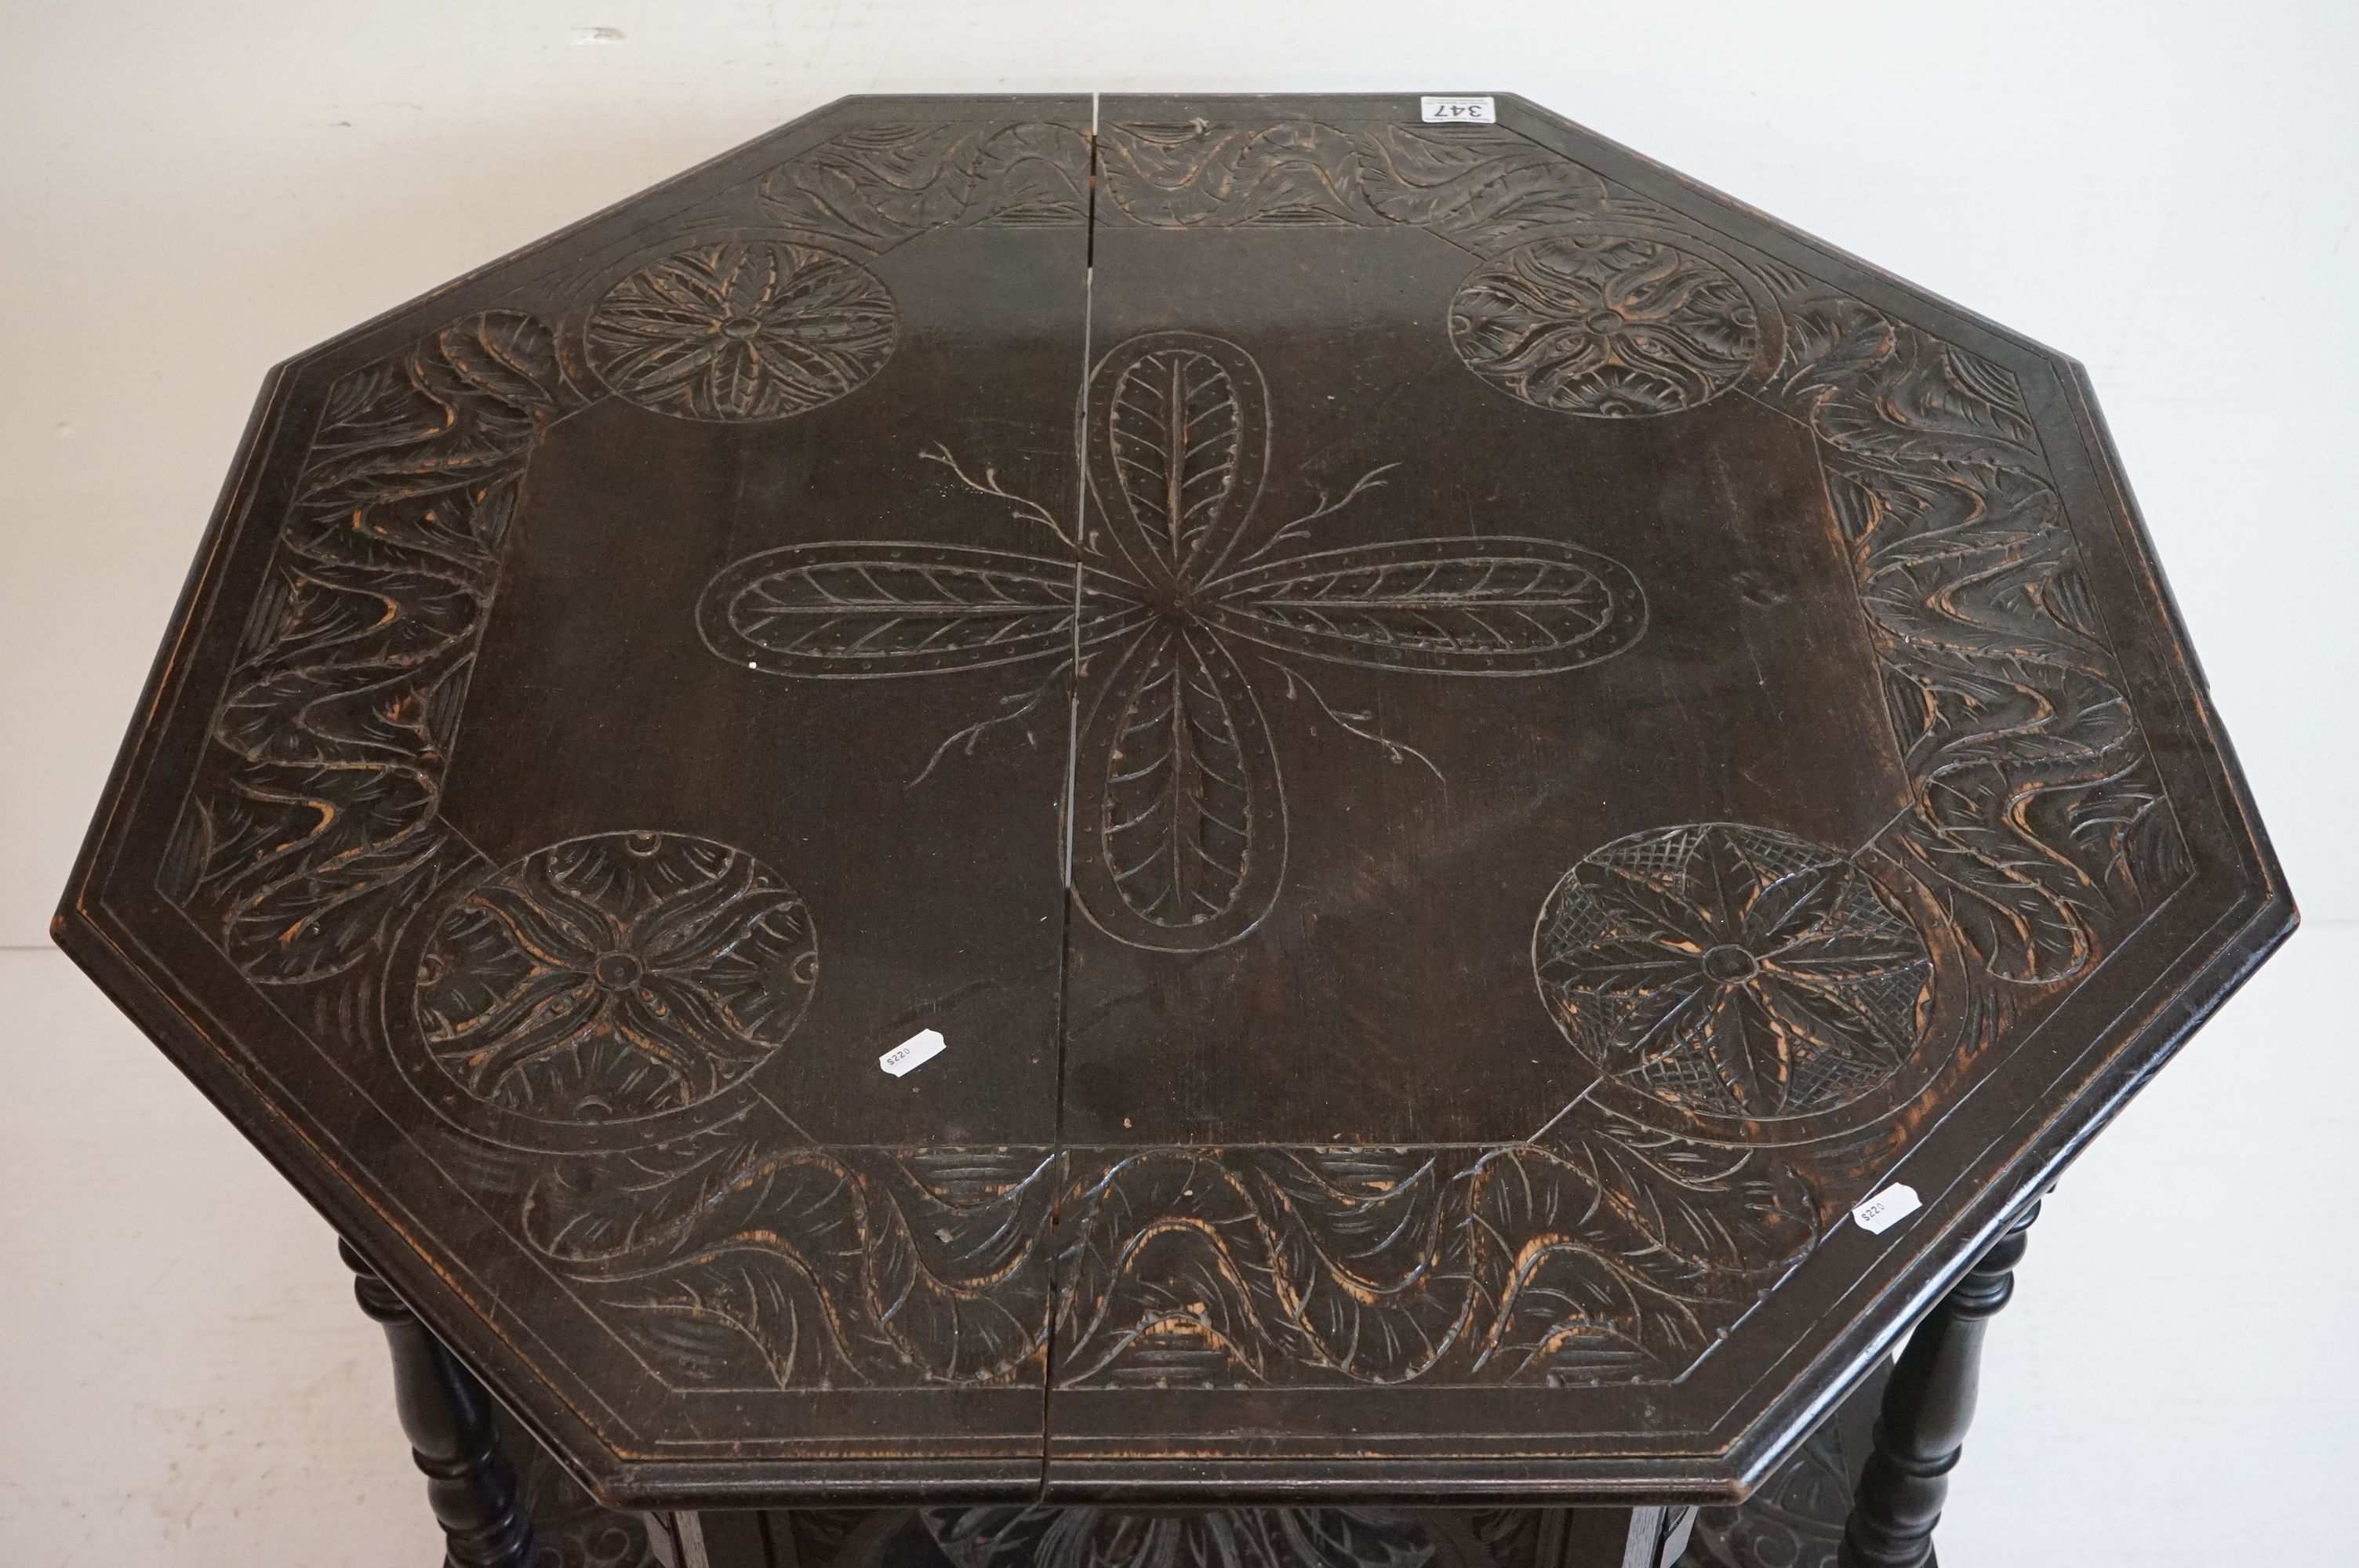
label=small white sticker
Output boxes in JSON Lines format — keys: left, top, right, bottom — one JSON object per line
{"left": 879, "top": 1029, "right": 946, "bottom": 1078}
{"left": 1852, "top": 1183, "right": 1922, "bottom": 1236}
{"left": 1420, "top": 96, "right": 1496, "bottom": 125}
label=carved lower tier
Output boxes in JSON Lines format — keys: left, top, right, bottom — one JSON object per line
{"left": 498, "top": 1363, "right": 1892, "bottom": 1568}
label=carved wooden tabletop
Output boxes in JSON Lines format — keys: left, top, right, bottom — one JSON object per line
{"left": 56, "top": 93, "right": 2291, "bottom": 1513}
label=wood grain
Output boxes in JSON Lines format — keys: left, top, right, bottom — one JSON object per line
{"left": 53, "top": 92, "right": 2292, "bottom": 1512}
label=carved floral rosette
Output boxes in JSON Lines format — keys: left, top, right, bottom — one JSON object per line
{"left": 1532, "top": 824, "right": 1974, "bottom": 1150}
{"left": 579, "top": 235, "right": 899, "bottom": 423}
{"left": 389, "top": 830, "right": 820, "bottom": 1145}
{"left": 158, "top": 111, "right": 2186, "bottom": 1406}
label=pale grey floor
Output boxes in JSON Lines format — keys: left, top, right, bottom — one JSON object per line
{"left": 4, "top": 2, "right": 2354, "bottom": 1563}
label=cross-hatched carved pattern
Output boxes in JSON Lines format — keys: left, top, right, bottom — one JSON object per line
{"left": 1535, "top": 824, "right": 1932, "bottom": 1120}
{"left": 701, "top": 329, "right": 1647, "bottom": 951}
{"left": 585, "top": 239, "right": 897, "bottom": 421}
{"left": 415, "top": 831, "right": 816, "bottom": 1123}
{"left": 1451, "top": 236, "right": 1759, "bottom": 417}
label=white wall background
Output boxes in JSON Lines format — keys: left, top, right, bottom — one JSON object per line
{"left": 2, "top": 2, "right": 2351, "bottom": 1563}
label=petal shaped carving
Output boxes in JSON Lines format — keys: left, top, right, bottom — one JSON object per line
{"left": 700, "top": 543, "right": 1136, "bottom": 678}
{"left": 1070, "top": 626, "right": 1285, "bottom": 951}
{"left": 1086, "top": 331, "right": 1270, "bottom": 585}
{"left": 1210, "top": 537, "right": 1646, "bottom": 674}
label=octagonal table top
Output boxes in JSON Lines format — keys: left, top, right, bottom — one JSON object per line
{"left": 55, "top": 93, "right": 2292, "bottom": 1509}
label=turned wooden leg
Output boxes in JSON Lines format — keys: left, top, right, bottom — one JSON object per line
{"left": 1837, "top": 1200, "right": 2040, "bottom": 1568}
{"left": 342, "top": 1240, "right": 536, "bottom": 1568}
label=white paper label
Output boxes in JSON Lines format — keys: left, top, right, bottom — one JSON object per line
{"left": 878, "top": 1029, "right": 946, "bottom": 1077}
{"left": 1420, "top": 96, "right": 1496, "bottom": 125}
{"left": 1851, "top": 1183, "right": 1922, "bottom": 1236}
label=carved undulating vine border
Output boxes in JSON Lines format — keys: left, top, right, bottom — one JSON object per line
{"left": 1046, "top": 1128, "right": 1817, "bottom": 1388}
{"left": 157, "top": 112, "right": 2186, "bottom": 1414}
{"left": 162, "top": 307, "right": 577, "bottom": 984}
{"left": 432, "top": 1110, "right": 1814, "bottom": 1393}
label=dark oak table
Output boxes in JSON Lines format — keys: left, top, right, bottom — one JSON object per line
{"left": 56, "top": 93, "right": 2292, "bottom": 1568}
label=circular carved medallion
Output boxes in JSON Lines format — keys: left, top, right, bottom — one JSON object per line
{"left": 1534, "top": 822, "right": 1931, "bottom": 1120}
{"left": 585, "top": 238, "right": 896, "bottom": 420}
{"left": 1450, "top": 235, "right": 1758, "bottom": 417}
{"left": 413, "top": 830, "right": 816, "bottom": 1123}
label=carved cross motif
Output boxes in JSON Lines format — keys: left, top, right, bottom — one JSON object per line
{"left": 698, "top": 330, "right": 1647, "bottom": 950}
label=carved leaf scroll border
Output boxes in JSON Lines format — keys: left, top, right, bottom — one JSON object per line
{"left": 154, "top": 113, "right": 2186, "bottom": 1405}
{"left": 473, "top": 1120, "right": 1823, "bottom": 1395}
{"left": 160, "top": 307, "right": 575, "bottom": 985}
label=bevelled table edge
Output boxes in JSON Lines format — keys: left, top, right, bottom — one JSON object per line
{"left": 45, "top": 86, "right": 2304, "bottom": 1517}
